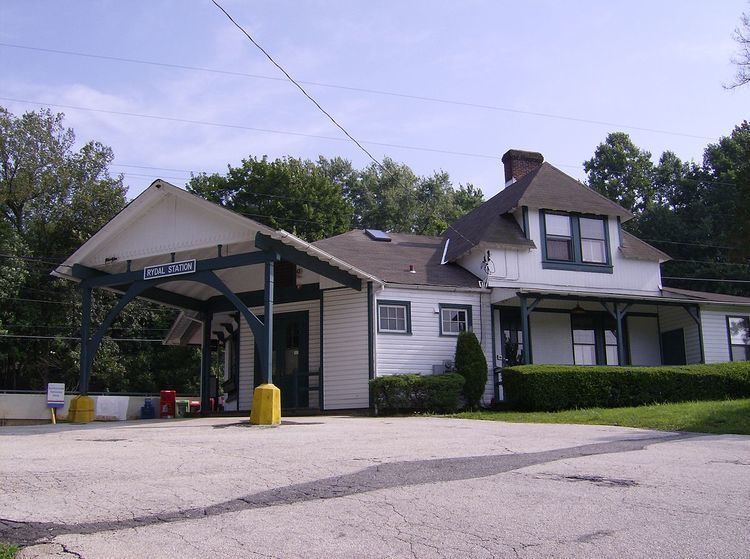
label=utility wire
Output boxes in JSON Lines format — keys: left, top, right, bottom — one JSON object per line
{"left": 0, "top": 97, "right": 501, "bottom": 161}
{"left": 0, "top": 41, "right": 718, "bottom": 141}
{"left": 662, "top": 277, "right": 750, "bottom": 284}
{"left": 0, "top": 334, "right": 164, "bottom": 341}
{"left": 1, "top": 97, "right": 740, "bottom": 190}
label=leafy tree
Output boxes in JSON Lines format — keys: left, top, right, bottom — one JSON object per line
{"left": 583, "top": 132, "right": 656, "bottom": 214}
{"left": 327, "top": 156, "right": 484, "bottom": 236}
{"left": 454, "top": 331, "right": 487, "bottom": 409}
{"left": 728, "top": 9, "right": 750, "bottom": 88}
{"left": 187, "top": 155, "right": 353, "bottom": 242}
{"left": 584, "top": 125, "right": 750, "bottom": 297}
{"left": 0, "top": 106, "right": 199, "bottom": 392}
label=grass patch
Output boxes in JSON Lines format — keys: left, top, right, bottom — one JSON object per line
{"left": 452, "top": 399, "right": 750, "bottom": 435}
{"left": 0, "top": 543, "right": 18, "bottom": 559}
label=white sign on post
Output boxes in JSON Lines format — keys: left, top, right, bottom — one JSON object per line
{"left": 47, "top": 383, "right": 65, "bottom": 408}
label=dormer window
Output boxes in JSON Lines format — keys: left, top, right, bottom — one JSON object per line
{"left": 541, "top": 211, "right": 612, "bottom": 273}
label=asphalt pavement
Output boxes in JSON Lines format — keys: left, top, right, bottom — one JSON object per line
{"left": 1, "top": 416, "right": 748, "bottom": 558}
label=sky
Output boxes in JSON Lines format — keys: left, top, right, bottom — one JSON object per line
{"left": 1, "top": 0, "right": 748, "bottom": 199}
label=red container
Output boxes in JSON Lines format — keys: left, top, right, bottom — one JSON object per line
{"left": 159, "top": 390, "right": 176, "bottom": 418}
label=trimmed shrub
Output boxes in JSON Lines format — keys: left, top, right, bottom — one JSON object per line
{"left": 503, "top": 362, "right": 750, "bottom": 411}
{"left": 454, "top": 331, "right": 488, "bottom": 409}
{"left": 370, "top": 373, "right": 465, "bottom": 414}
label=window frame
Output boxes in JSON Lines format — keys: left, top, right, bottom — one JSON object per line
{"left": 377, "top": 300, "right": 412, "bottom": 335}
{"left": 570, "top": 313, "right": 626, "bottom": 366}
{"left": 439, "top": 303, "right": 473, "bottom": 336}
{"left": 540, "top": 210, "right": 613, "bottom": 273}
{"left": 726, "top": 315, "right": 750, "bottom": 362}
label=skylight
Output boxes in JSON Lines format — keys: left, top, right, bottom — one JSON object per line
{"left": 365, "top": 229, "right": 391, "bottom": 242}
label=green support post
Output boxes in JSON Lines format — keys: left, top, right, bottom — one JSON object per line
{"left": 200, "top": 312, "right": 213, "bottom": 416}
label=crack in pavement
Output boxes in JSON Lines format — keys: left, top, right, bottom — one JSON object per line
{"left": 0, "top": 433, "right": 695, "bottom": 545}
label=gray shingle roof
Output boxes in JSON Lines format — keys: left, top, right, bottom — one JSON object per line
{"left": 443, "top": 162, "right": 634, "bottom": 261}
{"left": 619, "top": 230, "right": 671, "bottom": 262}
{"left": 312, "top": 230, "right": 480, "bottom": 288}
{"left": 660, "top": 286, "right": 750, "bottom": 305}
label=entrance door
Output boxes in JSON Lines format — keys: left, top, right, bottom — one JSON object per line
{"left": 255, "top": 311, "right": 310, "bottom": 408}
{"left": 661, "top": 328, "right": 686, "bottom": 365}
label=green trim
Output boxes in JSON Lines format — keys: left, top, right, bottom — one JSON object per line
{"left": 367, "top": 282, "right": 375, "bottom": 380}
{"left": 540, "top": 210, "right": 613, "bottom": 273}
{"left": 438, "top": 303, "right": 473, "bottom": 336}
{"left": 319, "top": 292, "right": 324, "bottom": 410}
{"left": 522, "top": 206, "right": 530, "bottom": 238}
{"left": 255, "top": 232, "right": 362, "bottom": 291}
{"left": 207, "top": 283, "right": 321, "bottom": 313}
{"left": 72, "top": 250, "right": 278, "bottom": 288}
{"left": 726, "top": 315, "right": 750, "bottom": 362}
{"left": 200, "top": 312, "right": 213, "bottom": 416}
{"left": 376, "top": 299, "right": 412, "bottom": 334}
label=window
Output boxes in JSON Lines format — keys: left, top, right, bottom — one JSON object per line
{"left": 580, "top": 217, "right": 607, "bottom": 263}
{"left": 439, "top": 304, "right": 472, "bottom": 336}
{"left": 573, "top": 328, "right": 597, "bottom": 365}
{"left": 545, "top": 213, "right": 573, "bottom": 261}
{"left": 541, "top": 211, "right": 612, "bottom": 272}
{"left": 572, "top": 314, "right": 622, "bottom": 365}
{"left": 377, "top": 301, "right": 411, "bottom": 334}
{"left": 727, "top": 316, "right": 750, "bottom": 361}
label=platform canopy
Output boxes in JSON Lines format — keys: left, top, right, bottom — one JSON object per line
{"left": 53, "top": 180, "right": 381, "bottom": 410}
{"left": 53, "top": 180, "right": 380, "bottom": 305}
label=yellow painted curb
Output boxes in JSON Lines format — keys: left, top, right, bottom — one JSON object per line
{"left": 249, "top": 384, "right": 281, "bottom": 425}
{"left": 68, "top": 395, "right": 95, "bottom": 423}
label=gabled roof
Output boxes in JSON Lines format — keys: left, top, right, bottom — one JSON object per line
{"left": 312, "top": 230, "right": 481, "bottom": 288}
{"left": 443, "top": 162, "right": 634, "bottom": 262}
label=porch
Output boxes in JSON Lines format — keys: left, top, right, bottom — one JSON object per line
{"left": 490, "top": 289, "right": 706, "bottom": 401}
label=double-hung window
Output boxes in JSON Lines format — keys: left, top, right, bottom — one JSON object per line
{"left": 572, "top": 314, "right": 622, "bottom": 365}
{"left": 727, "top": 316, "right": 750, "bottom": 361}
{"left": 541, "top": 211, "right": 612, "bottom": 272}
{"left": 377, "top": 301, "right": 411, "bottom": 334}
{"left": 439, "top": 304, "right": 472, "bottom": 336}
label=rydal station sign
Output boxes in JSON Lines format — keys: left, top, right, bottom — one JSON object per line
{"left": 143, "top": 259, "right": 197, "bottom": 280}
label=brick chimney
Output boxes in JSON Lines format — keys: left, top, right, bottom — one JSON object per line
{"left": 501, "top": 149, "right": 544, "bottom": 184}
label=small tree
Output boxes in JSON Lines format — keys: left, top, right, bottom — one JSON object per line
{"left": 454, "top": 331, "right": 487, "bottom": 409}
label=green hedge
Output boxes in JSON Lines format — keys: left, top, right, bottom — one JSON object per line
{"left": 503, "top": 362, "right": 750, "bottom": 411}
{"left": 370, "top": 373, "right": 465, "bottom": 414}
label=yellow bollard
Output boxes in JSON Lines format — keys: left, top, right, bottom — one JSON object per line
{"left": 50, "top": 408, "right": 56, "bottom": 425}
{"left": 249, "top": 384, "right": 281, "bottom": 425}
{"left": 67, "top": 395, "right": 95, "bottom": 423}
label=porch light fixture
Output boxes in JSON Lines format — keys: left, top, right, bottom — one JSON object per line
{"left": 571, "top": 303, "right": 586, "bottom": 315}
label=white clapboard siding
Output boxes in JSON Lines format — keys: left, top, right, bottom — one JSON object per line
{"left": 658, "top": 306, "right": 701, "bottom": 364}
{"left": 459, "top": 211, "right": 663, "bottom": 296}
{"left": 627, "top": 316, "right": 661, "bottom": 365}
{"left": 701, "top": 306, "right": 746, "bottom": 363}
{"left": 237, "top": 299, "right": 320, "bottom": 411}
{"left": 323, "top": 289, "right": 370, "bottom": 410}
{"left": 374, "top": 287, "right": 494, "bottom": 405}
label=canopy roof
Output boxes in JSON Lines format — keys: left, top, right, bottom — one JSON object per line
{"left": 53, "top": 180, "right": 381, "bottom": 308}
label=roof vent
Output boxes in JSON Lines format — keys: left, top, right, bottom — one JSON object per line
{"left": 365, "top": 229, "right": 391, "bottom": 242}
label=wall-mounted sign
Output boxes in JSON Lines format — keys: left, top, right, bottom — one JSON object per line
{"left": 47, "top": 382, "right": 65, "bottom": 408}
{"left": 143, "top": 259, "right": 196, "bottom": 280}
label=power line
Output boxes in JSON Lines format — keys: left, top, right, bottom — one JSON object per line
{"left": 0, "top": 334, "right": 164, "bottom": 342}
{"left": 0, "top": 41, "right": 718, "bottom": 141}
{"left": 0, "top": 97, "right": 502, "bottom": 161}
{"left": 662, "top": 277, "right": 750, "bottom": 284}
{"left": 209, "top": 0, "right": 478, "bottom": 249}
